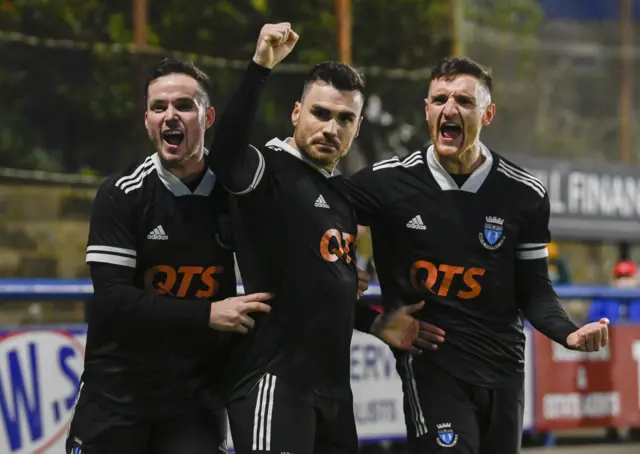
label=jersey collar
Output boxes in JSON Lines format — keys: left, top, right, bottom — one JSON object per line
{"left": 152, "top": 152, "right": 216, "bottom": 197}
{"left": 425, "top": 142, "right": 493, "bottom": 193}
{"left": 266, "top": 137, "right": 339, "bottom": 178}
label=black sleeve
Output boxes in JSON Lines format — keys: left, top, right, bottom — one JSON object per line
{"left": 516, "top": 194, "right": 579, "bottom": 347}
{"left": 353, "top": 302, "right": 381, "bottom": 334}
{"left": 85, "top": 179, "right": 138, "bottom": 269}
{"left": 91, "top": 263, "right": 212, "bottom": 332}
{"left": 86, "top": 181, "right": 211, "bottom": 332}
{"left": 346, "top": 165, "right": 387, "bottom": 226}
{"left": 206, "top": 61, "right": 271, "bottom": 195}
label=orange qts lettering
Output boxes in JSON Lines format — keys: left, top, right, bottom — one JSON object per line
{"left": 458, "top": 267, "right": 485, "bottom": 299}
{"left": 197, "top": 266, "right": 222, "bottom": 298}
{"left": 410, "top": 260, "right": 485, "bottom": 299}
{"left": 410, "top": 260, "right": 438, "bottom": 293}
{"left": 320, "top": 229, "right": 355, "bottom": 264}
{"left": 144, "top": 265, "right": 176, "bottom": 295}
{"left": 144, "top": 265, "right": 223, "bottom": 298}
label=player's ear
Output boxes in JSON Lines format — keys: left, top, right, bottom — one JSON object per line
{"left": 205, "top": 106, "right": 216, "bottom": 129}
{"left": 424, "top": 97, "right": 429, "bottom": 123}
{"left": 482, "top": 103, "right": 496, "bottom": 127}
{"left": 291, "top": 101, "right": 301, "bottom": 127}
{"left": 355, "top": 116, "right": 363, "bottom": 138}
{"left": 144, "top": 111, "right": 149, "bottom": 131}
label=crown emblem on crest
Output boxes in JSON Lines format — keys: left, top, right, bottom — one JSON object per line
{"left": 437, "top": 422, "right": 452, "bottom": 430}
{"left": 485, "top": 216, "right": 504, "bottom": 226}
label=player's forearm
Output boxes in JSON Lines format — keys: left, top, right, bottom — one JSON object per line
{"left": 517, "top": 260, "right": 578, "bottom": 348}
{"left": 207, "top": 61, "right": 271, "bottom": 190}
{"left": 90, "top": 264, "right": 211, "bottom": 332}
{"left": 523, "top": 294, "right": 578, "bottom": 348}
{"left": 354, "top": 302, "right": 381, "bottom": 334}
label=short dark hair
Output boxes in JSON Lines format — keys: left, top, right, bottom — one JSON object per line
{"left": 302, "top": 60, "right": 365, "bottom": 99}
{"left": 429, "top": 56, "right": 493, "bottom": 95}
{"left": 144, "top": 57, "right": 211, "bottom": 106}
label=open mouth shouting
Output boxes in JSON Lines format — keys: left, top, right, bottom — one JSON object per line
{"left": 439, "top": 121, "right": 463, "bottom": 145}
{"left": 162, "top": 129, "right": 185, "bottom": 149}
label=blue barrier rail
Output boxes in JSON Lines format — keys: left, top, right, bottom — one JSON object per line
{"left": 2, "top": 278, "right": 640, "bottom": 300}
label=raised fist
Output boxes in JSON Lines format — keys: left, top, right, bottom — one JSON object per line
{"left": 252, "top": 22, "right": 299, "bottom": 69}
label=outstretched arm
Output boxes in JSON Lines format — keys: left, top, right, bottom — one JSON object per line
{"left": 517, "top": 194, "right": 608, "bottom": 351}
{"left": 207, "top": 23, "right": 299, "bottom": 194}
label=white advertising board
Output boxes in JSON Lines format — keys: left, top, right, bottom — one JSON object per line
{"left": 0, "top": 326, "right": 534, "bottom": 453}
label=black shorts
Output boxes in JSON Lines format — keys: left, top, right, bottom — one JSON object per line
{"left": 396, "top": 353, "right": 524, "bottom": 454}
{"left": 65, "top": 391, "right": 227, "bottom": 454}
{"left": 227, "top": 373, "right": 357, "bottom": 454}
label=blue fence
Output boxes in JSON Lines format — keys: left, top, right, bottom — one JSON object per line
{"left": 3, "top": 278, "right": 640, "bottom": 325}
{"left": 3, "top": 278, "right": 640, "bottom": 300}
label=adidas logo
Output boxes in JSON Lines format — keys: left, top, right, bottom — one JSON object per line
{"left": 406, "top": 215, "right": 426, "bottom": 230}
{"left": 314, "top": 195, "right": 330, "bottom": 209}
{"left": 147, "top": 225, "right": 168, "bottom": 240}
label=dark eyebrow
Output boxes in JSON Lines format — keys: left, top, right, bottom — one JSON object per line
{"left": 149, "top": 97, "right": 196, "bottom": 109}
{"left": 430, "top": 92, "right": 476, "bottom": 101}
{"left": 338, "top": 111, "right": 357, "bottom": 121}
{"left": 310, "top": 104, "right": 357, "bottom": 119}
{"left": 174, "top": 97, "right": 196, "bottom": 104}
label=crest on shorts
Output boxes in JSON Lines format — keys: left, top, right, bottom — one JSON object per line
{"left": 479, "top": 216, "right": 506, "bottom": 250}
{"left": 436, "top": 422, "right": 458, "bottom": 447}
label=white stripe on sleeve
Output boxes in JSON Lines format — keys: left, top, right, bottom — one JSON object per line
{"left": 86, "top": 253, "right": 136, "bottom": 268}
{"left": 516, "top": 247, "right": 549, "bottom": 260}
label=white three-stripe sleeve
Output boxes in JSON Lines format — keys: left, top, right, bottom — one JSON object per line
{"left": 85, "top": 179, "right": 137, "bottom": 268}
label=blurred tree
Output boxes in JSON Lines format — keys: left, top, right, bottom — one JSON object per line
{"left": 0, "top": 0, "right": 543, "bottom": 174}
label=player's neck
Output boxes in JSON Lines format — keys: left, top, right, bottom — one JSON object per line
{"left": 164, "top": 152, "right": 206, "bottom": 182}
{"left": 438, "top": 143, "right": 484, "bottom": 175}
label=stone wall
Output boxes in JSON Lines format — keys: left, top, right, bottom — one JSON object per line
{"left": 0, "top": 180, "right": 98, "bottom": 325}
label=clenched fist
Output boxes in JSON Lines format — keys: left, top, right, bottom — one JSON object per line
{"left": 252, "top": 22, "right": 299, "bottom": 69}
{"left": 566, "top": 317, "right": 610, "bottom": 352}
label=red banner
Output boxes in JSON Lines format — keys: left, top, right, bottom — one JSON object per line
{"left": 534, "top": 325, "right": 640, "bottom": 430}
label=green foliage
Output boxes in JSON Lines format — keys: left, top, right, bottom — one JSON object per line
{"left": 0, "top": 0, "right": 544, "bottom": 173}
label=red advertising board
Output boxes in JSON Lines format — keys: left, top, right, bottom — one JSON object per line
{"left": 534, "top": 325, "right": 640, "bottom": 430}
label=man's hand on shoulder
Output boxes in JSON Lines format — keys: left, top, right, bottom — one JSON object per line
{"left": 253, "top": 22, "right": 299, "bottom": 69}
{"left": 209, "top": 292, "right": 273, "bottom": 334}
{"left": 372, "top": 301, "right": 446, "bottom": 355}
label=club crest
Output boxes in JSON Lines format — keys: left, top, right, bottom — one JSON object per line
{"left": 479, "top": 216, "right": 506, "bottom": 250}
{"left": 436, "top": 422, "right": 459, "bottom": 447}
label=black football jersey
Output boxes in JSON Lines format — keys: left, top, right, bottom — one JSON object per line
{"left": 224, "top": 137, "right": 359, "bottom": 403}
{"left": 84, "top": 152, "right": 237, "bottom": 417}
{"left": 347, "top": 144, "right": 550, "bottom": 386}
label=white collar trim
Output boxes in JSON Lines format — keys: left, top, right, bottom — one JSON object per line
{"left": 426, "top": 143, "right": 493, "bottom": 193}
{"left": 152, "top": 152, "right": 216, "bottom": 197}
{"left": 266, "top": 137, "right": 337, "bottom": 178}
